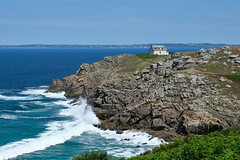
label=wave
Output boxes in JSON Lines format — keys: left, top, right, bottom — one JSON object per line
{"left": 0, "top": 90, "right": 166, "bottom": 159}
{"left": 20, "top": 88, "right": 65, "bottom": 99}
{"left": 86, "top": 129, "right": 167, "bottom": 158}
{"left": 0, "top": 98, "right": 99, "bottom": 159}
{"left": 0, "top": 114, "right": 18, "bottom": 120}
{"left": 0, "top": 95, "right": 41, "bottom": 101}
{"left": 39, "top": 85, "right": 49, "bottom": 88}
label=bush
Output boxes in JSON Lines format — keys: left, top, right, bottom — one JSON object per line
{"left": 72, "top": 150, "right": 111, "bottom": 160}
{"left": 128, "top": 126, "right": 240, "bottom": 160}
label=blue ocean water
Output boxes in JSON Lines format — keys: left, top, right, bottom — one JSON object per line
{"left": 0, "top": 48, "right": 200, "bottom": 160}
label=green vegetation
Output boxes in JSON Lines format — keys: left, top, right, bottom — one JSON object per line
{"left": 117, "top": 54, "right": 166, "bottom": 73}
{"left": 88, "top": 53, "right": 166, "bottom": 74}
{"left": 72, "top": 127, "right": 240, "bottom": 160}
{"left": 225, "top": 75, "right": 240, "bottom": 82}
{"left": 136, "top": 53, "right": 160, "bottom": 59}
{"left": 127, "top": 127, "right": 240, "bottom": 160}
{"left": 72, "top": 150, "right": 115, "bottom": 160}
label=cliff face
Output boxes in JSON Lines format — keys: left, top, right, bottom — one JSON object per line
{"left": 48, "top": 47, "right": 240, "bottom": 141}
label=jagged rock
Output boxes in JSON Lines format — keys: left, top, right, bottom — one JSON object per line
{"left": 152, "top": 118, "right": 166, "bottom": 130}
{"left": 103, "top": 56, "right": 114, "bottom": 63}
{"left": 196, "top": 59, "right": 208, "bottom": 65}
{"left": 166, "top": 54, "right": 171, "bottom": 60}
{"left": 150, "top": 63, "right": 157, "bottom": 70}
{"left": 229, "top": 55, "right": 238, "bottom": 59}
{"left": 157, "top": 61, "right": 164, "bottom": 66}
{"left": 185, "top": 122, "right": 223, "bottom": 134}
{"left": 47, "top": 51, "right": 240, "bottom": 140}
{"left": 219, "top": 77, "right": 226, "bottom": 82}
{"left": 172, "top": 56, "right": 193, "bottom": 70}
{"left": 236, "top": 61, "right": 240, "bottom": 64}
{"left": 208, "top": 49, "right": 217, "bottom": 55}
{"left": 198, "top": 48, "right": 207, "bottom": 56}
{"left": 142, "top": 68, "right": 150, "bottom": 74}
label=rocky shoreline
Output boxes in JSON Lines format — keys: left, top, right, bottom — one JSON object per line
{"left": 48, "top": 46, "right": 240, "bottom": 141}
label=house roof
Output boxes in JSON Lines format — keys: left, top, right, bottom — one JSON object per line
{"left": 150, "top": 45, "right": 167, "bottom": 51}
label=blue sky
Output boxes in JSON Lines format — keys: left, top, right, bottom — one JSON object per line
{"left": 0, "top": 0, "right": 240, "bottom": 45}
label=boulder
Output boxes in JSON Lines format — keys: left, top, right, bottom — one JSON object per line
{"left": 196, "top": 59, "right": 208, "bottom": 65}
{"left": 229, "top": 55, "right": 238, "bottom": 59}
{"left": 152, "top": 118, "right": 166, "bottom": 130}
{"left": 207, "top": 49, "right": 217, "bottom": 55}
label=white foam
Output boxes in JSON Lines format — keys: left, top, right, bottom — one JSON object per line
{"left": 0, "top": 95, "right": 166, "bottom": 159}
{"left": 99, "top": 130, "right": 165, "bottom": 146}
{"left": 20, "top": 88, "right": 65, "bottom": 99}
{"left": 39, "top": 85, "right": 49, "bottom": 88}
{"left": 0, "top": 98, "right": 99, "bottom": 159}
{"left": 88, "top": 129, "right": 167, "bottom": 157}
{"left": 0, "top": 95, "right": 41, "bottom": 101}
{"left": 19, "top": 104, "right": 28, "bottom": 109}
{"left": 0, "top": 114, "right": 18, "bottom": 120}
{"left": 14, "top": 109, "right": 49, "bottom": 113}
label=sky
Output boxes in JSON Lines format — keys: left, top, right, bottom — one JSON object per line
{"left": 0, "top": 0, "right": 240, "bottom": 45}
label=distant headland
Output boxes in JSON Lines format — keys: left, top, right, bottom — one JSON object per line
{"left": 0, "top": 43, "right": 239, "bottom": 49}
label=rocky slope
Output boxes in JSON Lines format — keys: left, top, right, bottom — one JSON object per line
{"left": 48, "top": 47, "right": 240, "bottom": 141}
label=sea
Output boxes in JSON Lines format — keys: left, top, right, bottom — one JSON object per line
{"left": 0, "top": 48, "right": 201, "bottom": 160}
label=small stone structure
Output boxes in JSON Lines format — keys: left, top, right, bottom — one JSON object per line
{"left": 149, "top": 45, "right": 169, "bottom": 55}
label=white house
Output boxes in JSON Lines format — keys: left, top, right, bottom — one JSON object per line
{"left": 149, "top": 45, "right": 169, "bottom": 55}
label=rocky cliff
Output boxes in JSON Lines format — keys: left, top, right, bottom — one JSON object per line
{"left": 48, "top": 47, "right": 240, "bottom": 141}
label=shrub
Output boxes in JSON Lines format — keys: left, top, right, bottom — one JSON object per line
{"left": 72, "top": 150, "right": 111, "bottom": 160}
{"left": 128, "top": 126, "right": 240, "bottom": 160}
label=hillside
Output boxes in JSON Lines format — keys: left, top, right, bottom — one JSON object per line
{"left": 48, "top": 46, "right": 240, "bottom": 141}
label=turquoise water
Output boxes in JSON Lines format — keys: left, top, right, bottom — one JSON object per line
{"left": 0, "top": 48, "right": 200, "bottom": 159}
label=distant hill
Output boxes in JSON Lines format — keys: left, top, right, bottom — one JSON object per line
{"left": 0, "top": 43, "right": 239, "bottom": 49}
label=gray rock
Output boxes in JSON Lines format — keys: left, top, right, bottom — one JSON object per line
{"left": 196, "top": 59, "right": 208, "bottom": 65}
{"left": 157, "top": 61, "right": 164, "bottom": 66}
{"left": 198, "top": 48, "right": 207, "bottom": 56}
{"left": 208, "top": 49, "right": 217, "bottom": 55}
{"left": 226, "top": 85, "right": 231, "bottom": 88}
{"left": 223, "top": 46, "right": 230, "bottom": 49}
{"left": 236, "top": 61, "right": 240, "bottom": 64}
{"left": 150, "top": 63, "right": 158, "bottom": 70}
{"left": 166, "top": 54, "right": 172, "bottom": 60}
{"left": 142, "top": 68, "right": 150, "bottom": 74}
{"left": 152, "top": 118, "right": 166, "bottom": 130}
{"left": 229, "top": 55, "right": 238, "bottom": 59}
{"left": 219, "top": 77, "right": 226, "bottom": 82}
{"left": 103, "top": 56, "right": 114, "bottom": 63}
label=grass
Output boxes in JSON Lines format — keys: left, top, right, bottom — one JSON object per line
{"left": 225, "top": 75, "right": 240, "bottom": 82}
{"left": 117, "top": 53, "right": 166, "bottom": 73}
{"left": 136, "top": 53, "right": 160, "bottom": 59}
{"left": 88, "top": 53, "right": 166, "bottom": 74}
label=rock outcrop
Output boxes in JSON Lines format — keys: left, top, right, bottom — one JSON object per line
{"left": 48, "top": 47, "right": 240, "bottom": 141}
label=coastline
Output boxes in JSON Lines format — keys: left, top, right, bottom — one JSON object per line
{"left": 48, "top": 46, "right": 240, "bottom": 141}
